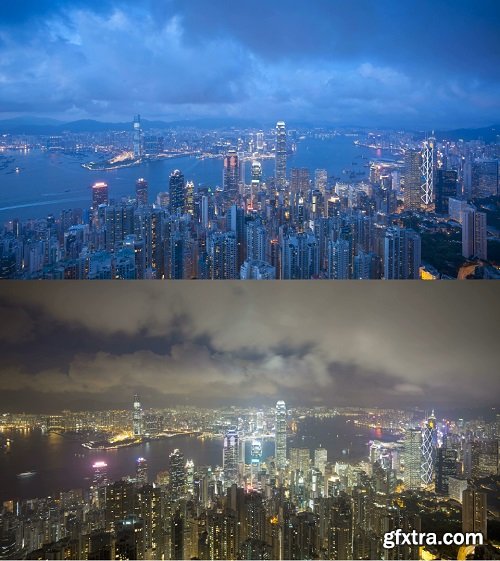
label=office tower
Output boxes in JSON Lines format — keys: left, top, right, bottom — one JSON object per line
{"left": 462, "top": 208, "right": 487, "bottom": 260}
{"left": 315, "top": 169, "right": 328, "bottom": 195}
{"left": 185, "top": 459, "right": 195, "bottom": 496}
{"left": 462, "top": 489, "right": 488, "bottom": 539}
{"left": 132, "top": 114, "right": 143, "bottom": 158}
{"left": 250, "top": 440, "right": 262, "bottom": 488}
{"left": 91, "top": 181, "right": 109, "bottom": 209}
{"left": 327, "top": 238, "right": 350, "bottom": 279}
{"left": 435, "top": 448, "right": 457, "bottom": 495}
{"left": 289, "top": 448, "right": 310, "bottom": 476}
{"left": 403, "top": 149, "right": 422, "bottom": 211}
{"left": 275, "top": 121, "right": 287, "bottom": 190}
{"left": 135, "top": 178, "right": 148, "bottom": 207}
{"left": 448, "top": 197, "right": 473, "bottom": 223}
{"left": 448, "top": 476, "right": 468, "bottom": 503}
{"left": 123, "top": 235, "right": 145, "bottom": 279}
{"left": 384, "top": 227, "right": 421, "bottom": 279}
{"left": 92, "top": 461, "right": 108, "bottom": 488}
{"left": 471, "top": 440, "right": 499, "bottom": 478}
{"left": 104, "top": 204, "right": 135, "bottom": 252}
{"left": 171, "top": 511, "right": 184, "bottom": 560}
{"left": 435, "top": 169, "right": 458, "bottom": 214}
{"left": 251, "top": 161, "right": 262, "bottom": 184}
{"left": 290, "top": 168, "right": 310, "bottom": 194}
{"left": 185, "top": 180, "right": 194, "bottom": 215}
{"left": 281, "top": 232, "right": 320, "bottom": 279}
{"left": 275, "top": 400, "right": 287, "bottom": 470}
{"left": 223, "top": 150, "right": 239, "bottom": 197}
{"left": 421, "top": 411, "right": 437, "bottom": 486}
{"left": 169, "top": 449, "right": 186, "bottom": 501}
{"left": 472, "top": 160, "right": 499, "bottom": 198}
{"left": 420, "top": 137, "right": 435, "bottom": 207}
{"left": 353, "top": 251, "right": 381, "bottom": 279}
{"left": 246, "top": 220, "right": 267, "bottom": 262}
{"left": 201, "top": 195, "right": 209, "bottom": 228}
{"left": 403, "top": 428, "right": 422, "bottom": 490}
{"left": 240, "top": 259, "right": 276, "bottom": 279}
{"left": 256, "top": 131, "right": 264, "bottom": 151}
{"left": 314, "top": 448, "right": 328, "bottom": 475}
{"left": 136, "top": 457, "right": 148, "bottom": 484}
{"left": 208, "top": 231, "right": 237, "bottom": 279}
{"left": 169, "top": 169, "right": 186, "bottom": 215}
{"left": 223, "top": 428, "right": 240, "bottom": 487}
{"left": 115, "top": 516, "right": 145, "bottom": 560}
{"left": 132, "top": 394, "right": 143, "bottom": 437}
{"left": 228, "top": 204, "right": 245, "bottom": 269}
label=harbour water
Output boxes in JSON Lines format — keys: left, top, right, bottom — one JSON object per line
{"left": 0, "top": 416, "right": 400, "bottom": 502}
{"left": 0, "top": 136, "right": 396, "bottom": 223}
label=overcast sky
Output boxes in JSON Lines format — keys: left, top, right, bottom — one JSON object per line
{"left": 0, "top": 283, "right": 498, "bottom": 415}
{"left": 0, "top": 1, "right": 499, "bottom": 128}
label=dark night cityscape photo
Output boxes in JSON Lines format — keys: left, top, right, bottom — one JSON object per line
{"left": 1, "top": 2, "right": 500, "bottom": 561}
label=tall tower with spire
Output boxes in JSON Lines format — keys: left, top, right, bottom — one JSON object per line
{"left": 421, "top": 410, "right": 437, "bottom": 485}
{"left": 133, "top": 393, "right": 143, "bottom": 437}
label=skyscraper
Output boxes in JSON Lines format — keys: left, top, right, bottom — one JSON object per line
{"left": 223, "top": 428, "right": 240, "bottom": 487}
{"left": 462, "top": 488, "right": 488, "bottom": 539}
{"left": 169, "top": 169, "right": 186, "bottom": 215}
{"left": 135, "top": 178, "right": 148, "bottom": 207}
{"left": 403, "top": 428, "right": 422, "bottom": 490}
{"left": 384, "top": 227, "right": 421, "bottom": 279}
{"left": 435, "top": 448, "right": 457, "bottom": 495}
{"left": 169, "top": 449, "right": 186, "bottom": 501}
{"left": 472, "top": 160, "right": 499, "bottom": 198}
{"left": 421, "top": 411, "right": 437, "bottom": 486}
{"left": 435, "top": 169, "right": 457, "bottom": 215}
{"left": 462, "top": 208, "right": 487, "bottom": 261}
{"left": 133, "top": 394, "right": 143, "bottom": 437}
{"left": 420, "top": 137, "right": 435, "bottom": 208}
{"left": 185, "top": 180, "right": 194, "bottom": 215}
{"left": 275, "top": 400, "right": 287, "bottom": 470}
{"left": 314, "top": 169, "right": 328, "bottom": 195}
{"left": 208, "top": 231, "right": 237, "bottom": 279}
{"left": 136, "top": 457, "right": 148, "bottom": 484}
{"left": 403, "top": 149, "right": 422, "bottom": 211}
{"left": 290, "top": 168, "right": 310, "bottom": 194}
{"left": 223, "top": 150, "right": 239, "bottom": 198}
{"left": 275, "top": 121, "right": 287, "bottom": 190}
{"left": 133, "top": 114, "right": 143, "bottom": 158}
{"left": 92, "top": 181, "right": 109, "bottom": 209}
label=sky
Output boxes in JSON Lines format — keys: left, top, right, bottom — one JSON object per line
{"left": 0, "top": 1, "right": 499, "bottom": 128}
{"left": 0, "top": 282, "right": 498, "bottom": 415}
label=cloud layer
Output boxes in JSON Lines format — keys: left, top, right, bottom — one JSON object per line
{"left": 0, "top": 283, "right": 498, "bottom": 413}
{"left": 1, "top": 1, "right": 499, "bottom": 127}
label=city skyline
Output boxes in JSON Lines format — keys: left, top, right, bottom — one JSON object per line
{"left": 0, "top": 282, "right": 499, "bottom": 413}
{"left": 1, "top": 1, "right": 500, "bottom": 127}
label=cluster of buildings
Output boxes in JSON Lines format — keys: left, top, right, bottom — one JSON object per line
{"left": 0, "top": 400, "right": 498, "bottom": 559}
{"left": 0, "top": 121, "right": 498, "bottom": 280}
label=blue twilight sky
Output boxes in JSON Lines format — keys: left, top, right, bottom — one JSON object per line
{"left": 1, "top": 0, "right": 499, "bottom": 128}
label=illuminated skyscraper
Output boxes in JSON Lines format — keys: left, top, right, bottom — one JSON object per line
{"left": 169, "top": 169, "right": 186, "bottom": 215}
{"left": 314, "top": 448, "right": 328, "bottom": 475}
{"left": 136, "top": 457, "right": 148, "bottom": 484}
{"left": 250, "top": 440, "right": 262, "bottom": 488}
{"left": 327, "top": 238, "right": 350, "bottom": 279}
{"left": 186, "top": 180, "right": 194, "bottom": 215}
{"left": 403, "top": 149, "right": 422, "bottom": 211}
{"left": 421, "top": 411, "right": 437, "bottom": 486}
{"left": 275, "top": 400, "right": 287, "bottom": 470}
{"left": 223, "top": 150, "right": 239, "bottom": 198}
{"left": 208, "top": 231, "right": 237, "bottom": 279}
{"left": 169, "top": 449, "right": 186, "bottom": 501}
{"left": 403, "top": 428, "right": 422, "bottom": 490}
{"left": 133, "top": 115, "right": 143, "bottom": 158}
{"left": 420, "top": 137, "right": 435, "bottom": 208}
{"left": 92, "top": 181, "right": 109, "bottom": 209}
{"left": 290, "top": 168, "right": 310, "bottom": 194}
{"left": 275, "top": 121, "right": 287, "bottom": 190}
{"left": 383, "top": 227, "right": 421, "bottom": 279}
{"left": 471, "top": 160, "right": 499, "bottom": 198}
{"left": 133, "top": 394, "right": 143, "bottom": 437}
{"left": 223, "top": 428, "right": 240, "bottom": 487}
{"left": 92, "top": 461, "right": 109, "bottom": 488}
{"left": 435, "top": 448, "right": 458, "bottom": 495}
{"left": 314, "top": 169, "right": 328, "bottom": 195}
{"left": 135, "top": 178, "right": 148, "bottom": 207}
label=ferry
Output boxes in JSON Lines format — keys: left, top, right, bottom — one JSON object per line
{"left": 17, "top": 471, "right": 36, "bottom": 478}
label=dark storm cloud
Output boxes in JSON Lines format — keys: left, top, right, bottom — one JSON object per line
{"left": 0, "top": 1, "right": 499, "bottom": 126}
{"left": 0, "top": 283, "right": 498, "bottom": 413}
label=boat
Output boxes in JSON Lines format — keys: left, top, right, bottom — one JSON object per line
{"left": 15, "top": 167, "right": 20, "bottom": 173}
{"left": 17, "top": 471, "right": 36, "bottom": 478}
